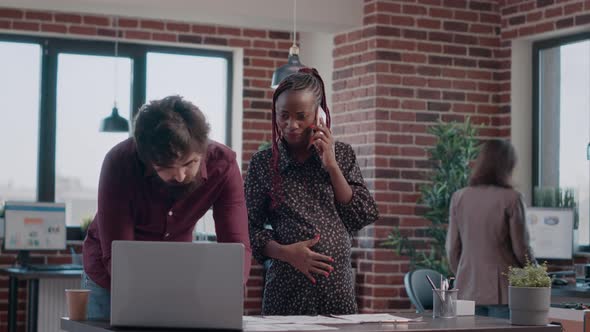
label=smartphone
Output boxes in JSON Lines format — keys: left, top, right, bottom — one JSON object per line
{"left": 317, "top": 106, "right": 327, "bottom": 126}
{"left": 310, "top": 106, "right": 329, "bottom": 150}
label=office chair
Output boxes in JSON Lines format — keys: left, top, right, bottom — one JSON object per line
{"left": 404, "top": 268, "right": 443, "bottom": 313}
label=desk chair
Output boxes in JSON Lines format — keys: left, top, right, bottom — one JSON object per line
{"left": 404, "top": 268, "right": 443, "bottom": 313}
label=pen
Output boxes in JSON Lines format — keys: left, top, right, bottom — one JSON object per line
{"left": 425, "top": 275, "right": 445, "bottom": 303}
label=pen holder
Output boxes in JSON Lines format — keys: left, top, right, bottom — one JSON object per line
{"left": 433, "top": 289, "right": 458, "bottom": 318}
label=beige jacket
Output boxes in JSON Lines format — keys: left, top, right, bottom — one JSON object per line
{"left": 445, "top": 186, "right": 534, "bottom": 305}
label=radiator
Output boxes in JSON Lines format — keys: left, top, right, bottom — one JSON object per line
{"left": 38, "top": 278, "right": 82, "bottom": 332}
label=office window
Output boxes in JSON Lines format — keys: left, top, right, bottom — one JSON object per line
{"left": 55, "top": 54, "right": 132, "bottom": 226}
{"left": 0, "top": 42, "right": 41, "bottom": 201}
{"left": 146, "top": 52, "right": 229, "bottom": 145}
{"left": 0, "top": 34, "right": 233, "bottom": 236}
{"left": 534, "top": 35, "right": 590, "bottom": 245}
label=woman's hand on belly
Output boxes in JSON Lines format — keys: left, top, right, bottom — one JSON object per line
{"left": 283, "top": 234, "right": 334, "bottom": 284}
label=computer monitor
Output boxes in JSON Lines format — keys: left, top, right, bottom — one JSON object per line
{"left": 526, "top": 207, "right": 574, "bottom": 260}
{"left": 4, "top": 201, "right": 67, "bottom": 265}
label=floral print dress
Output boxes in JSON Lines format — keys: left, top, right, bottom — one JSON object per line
{"left": 245, "top": 141, "right": 379, "bottom": 315}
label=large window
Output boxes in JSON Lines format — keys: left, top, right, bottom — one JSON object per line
{"left": 56, "top": 54, "right": 132, "bottom": 226}
{"left": 146, "top": 52, "right": 229, "bottom": 144}
{"left": 0, "top": 42, "right": 41, "bottom": 202}
{"left": 0, "top": 35, "right": 233, "bottom": 234}
{"left": 534, "top": 33, "right": 590, "bottom": 246}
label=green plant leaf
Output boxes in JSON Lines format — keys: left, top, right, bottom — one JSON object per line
{"left": 507, "top": 260, "right": 551, "bottom": 288}
{"left": 382, "top": 119, "right": 479, "bottom": 276}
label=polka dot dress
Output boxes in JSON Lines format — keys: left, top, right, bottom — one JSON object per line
{"left": 245, "top": 141, "right": 379, "bottom": 315}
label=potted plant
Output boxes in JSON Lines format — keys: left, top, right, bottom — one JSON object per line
{"left": 381, "top": 120, "right": 479, "bottom": 276}
{"left": 80, "top": 215, "right": 93, "bottom": 239}
{"left": 507, "top": 260, "right": 552, "bottom": 325}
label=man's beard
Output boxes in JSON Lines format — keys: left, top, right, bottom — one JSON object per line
{"left": 158, "top": 177, "right": 201, "bottom": 200}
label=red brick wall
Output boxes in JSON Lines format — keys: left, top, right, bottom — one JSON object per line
{"left": 0, "top": 7, "right": 292, "bottom": 330}
{"left": 2, "top": 0, "right": 590, "bottom": 328}
{"left": 333, "top": 0, "right": 590, "bottom": 312}
{"left": 333, "top": 0, "right": 504, "bottom": 312}
{"left": 497, "top": 0, "right": 590, "bottom": 136}
{"left": 496, "top": 0, "right": 590, "bottom": 290}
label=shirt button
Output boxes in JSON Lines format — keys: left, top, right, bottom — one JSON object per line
{"left": 165, "top": 233, "right": 170, "bottom": 238}
{"left": 168, "top": 211, "right": 173, "bottom": 216}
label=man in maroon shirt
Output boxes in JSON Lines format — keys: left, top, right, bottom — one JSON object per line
{"left": 82, "top": 95, "right": 251, "bottom": 319}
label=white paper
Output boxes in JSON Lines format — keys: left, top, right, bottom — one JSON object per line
{"left": 244, "top": 323, "right": 337, "bottom": 331}
{"left": 264, "top": 315, "right": 357, "bottom": 325}
{"left": 243, "top": 316, "right": 283, "bottom": 324}
{"left": 242, "top": 314, "right": 414, "bottom": 330}
{"left": 331, "top": 313, "right": 412, "bottom": 323}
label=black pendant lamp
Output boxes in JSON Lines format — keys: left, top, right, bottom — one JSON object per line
{"left": 100, "top": 104, "right": 129, "bottom": 132}
{"left": 271, "top": 0, "right": 306, "bottom": 88}
{"left": 100, "top": 16, "right": 129, "bottom": 133}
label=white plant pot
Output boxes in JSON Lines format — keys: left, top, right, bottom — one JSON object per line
{"left": 508, "top": 286, "right": 551, "bottom": 325}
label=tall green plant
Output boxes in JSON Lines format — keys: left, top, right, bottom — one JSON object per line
{"left": 381, "top": 120, "right": 479, "bottom": 276}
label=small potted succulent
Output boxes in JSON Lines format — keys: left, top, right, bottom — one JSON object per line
{"left": 80, "top": 215, "right": 94, "bottom": 239}
{"left": 507, "top": 260, "right": 552, "bottom": 325}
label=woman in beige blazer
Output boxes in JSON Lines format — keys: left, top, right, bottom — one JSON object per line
{"left": 446, "top": 139, "right": 535, "bottom": 312}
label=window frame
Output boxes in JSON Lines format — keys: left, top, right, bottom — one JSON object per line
{"left": 0, "top": 34, "right": 234, "bottom": 237}
{"left": 532, "top": 31, "right": 590, "bottom": 251}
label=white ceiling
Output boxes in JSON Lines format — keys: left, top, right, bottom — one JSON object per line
{"left": 0, "top": 0, "right": 363, "bottom": 33}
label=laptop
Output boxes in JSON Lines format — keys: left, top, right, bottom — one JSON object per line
{"left": 111, "top": 240, "right": 244, "bottom": 330}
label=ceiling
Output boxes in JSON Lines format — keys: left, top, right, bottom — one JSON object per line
{"left": 0, "top": 0, "right": 364, "bottom": 33}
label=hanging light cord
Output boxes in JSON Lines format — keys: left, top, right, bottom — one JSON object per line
{"left": 292, "top": 0, "right": 297, "bottom": 47}
{"left": 113, "top": 16, "right": 119, "bottom": 109}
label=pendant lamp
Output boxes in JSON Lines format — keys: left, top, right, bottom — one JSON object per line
{"left": 270, "top": 0, "right": 306, "bottom": 88}
{"left": 100, "top": 16, "right": 130, "bottom": 132}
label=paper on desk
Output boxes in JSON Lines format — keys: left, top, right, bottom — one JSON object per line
{"left": 244, "top": 315, "right": 358, "bottom": 325}
{"left": 262, "top": 315, "right": 358, "bottom": 325}
{"left": 244, "top": 323, "right": 338, "bottom": 331}
{"left": 331, "top": 313, "right": 412, "bottom": 323}
{"left": 244, "top": 316, "right": 283, "bottom": 324}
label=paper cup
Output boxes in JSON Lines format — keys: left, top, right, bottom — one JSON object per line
{"left": 65, "top": 289, "right": 91, "bottom": 321}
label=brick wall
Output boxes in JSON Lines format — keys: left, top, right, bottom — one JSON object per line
{"left": 333, "top": 0, "right": 504, "bottom": 312}
{"left": 1, "top": 0, "right": 590, "bottom": 329}
{"left": 496, "top": 0, "right": 590, "bottom": 286}
{"left": 0, "top": 7, "right": 293, "bottom": 330}
{"left": 332, "top": 0, "right": 590, "bottom": 312}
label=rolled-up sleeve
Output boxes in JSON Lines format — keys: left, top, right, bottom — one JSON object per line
{"left": 213, "top": 159, "right": 252, "bottom": 283}
{"left": 334, "top": 143, "right": 379, "bottom": 233}
{"left": 245, "top": 152, "right": 275, "bottom": 264}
